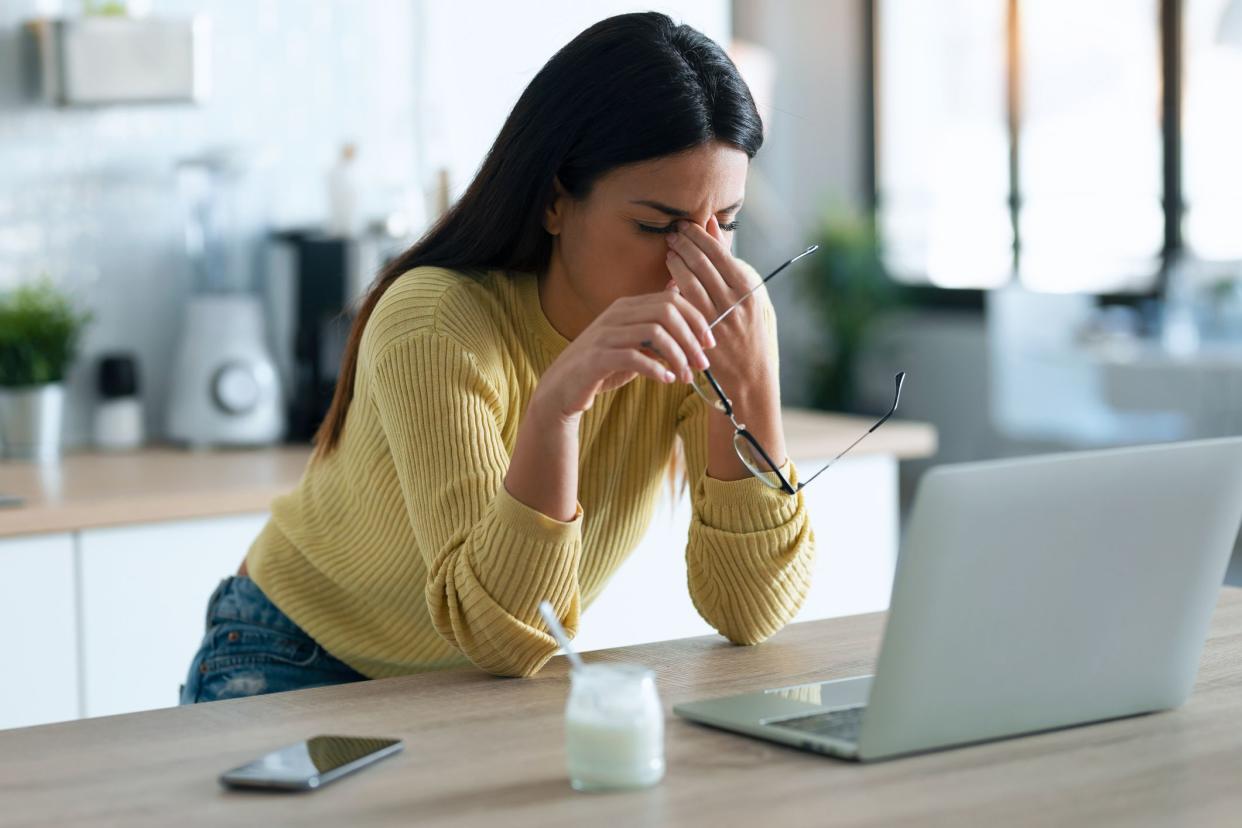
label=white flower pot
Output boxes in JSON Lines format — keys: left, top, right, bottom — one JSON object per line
{"left": 0, "top": 383, "right": 65, "bottom": 462}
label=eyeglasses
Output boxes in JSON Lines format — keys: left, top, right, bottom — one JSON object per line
{"left": 689, "top": 246, "right": 907, "bottom": 495}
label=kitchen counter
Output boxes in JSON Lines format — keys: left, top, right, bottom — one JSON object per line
{"left": 0, "top": 409, "right": 936, "bottom": 539}
{"left": 0, "top": 446, "right": 312, "bottom": 539}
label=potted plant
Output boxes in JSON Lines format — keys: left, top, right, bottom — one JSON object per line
{"left": 797, "top": 211, "right": 906, "bottom": 412}
{"left": 0, "top": 280, "right": 92, "bottom": 461}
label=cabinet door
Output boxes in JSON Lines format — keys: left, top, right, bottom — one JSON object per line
{"left": 574, "top": 454, "right": 899, "bottom": 652}
{"left": 78, "top": 513, "right": 268, "bottom": 718}
{"left": 797, "top": 453, "right": 900, "bottom": 620}
{"left": 0, "top": 534, "right": 79, "bottom": 729}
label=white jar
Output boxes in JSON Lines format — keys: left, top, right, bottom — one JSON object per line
{"left": 93, "top": 398, "right": 144, "bottom": 451}
{"left": 565, "top": 663, "right": 665, "bottom": 792}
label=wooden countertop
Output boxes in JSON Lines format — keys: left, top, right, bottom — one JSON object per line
{"left": 4, "top": 590, "right": 1239, "bottom": 826}
{"left": 0, "top": 409, "right": 936, "bottom": 539}
{"left": 0, "top": 446, "right": 313, "bottom": 539}
{"left": 779, "top": 408, "right": 936, "bottom": 461}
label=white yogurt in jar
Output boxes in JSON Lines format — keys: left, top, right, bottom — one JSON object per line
{"left": 565, "top": 663, "right": 665, "bottom": 791}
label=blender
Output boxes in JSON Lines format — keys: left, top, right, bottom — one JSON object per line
{"left": 166, "top": 149, "right": 283, "bottom": 448}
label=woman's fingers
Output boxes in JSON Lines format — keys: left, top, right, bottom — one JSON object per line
{"left": 603, "top": 347, "right": 675, "bottom": 386}
{"left": 608, "top": 320, "right": 696, "bottom": 382}
{"left": 667, "top": 229, "right": 733, "bottom": 315}
{"left": 557, "top": 287, "right": 721, "bottom": 413}
{"left": 675, "top": 220, "right": 749, "bottom": 292}
{"left": 635, "top": 290, "right": 715, "bottom": 355}
{"left": 672, "top": 292, "right": 716, "bottom": 350}
{"left": 609, "top": 293, "right": 713, "bottom": 370}
{"left": 666, "top": 247, "right": 718, "bottom": 324}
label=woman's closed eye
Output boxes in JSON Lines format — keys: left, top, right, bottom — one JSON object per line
{"left": 637, "top": 219, "right": 740, "bottom": 235}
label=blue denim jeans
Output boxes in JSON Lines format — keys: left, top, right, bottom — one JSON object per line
{"left": 179, "top": 575, "right": 366, "bottom": 704}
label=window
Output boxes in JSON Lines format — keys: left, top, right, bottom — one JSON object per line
{"left": 872, "top": 0, "right": 1242, "bottom": 295}
{"left": 1017, "top": 0, "right": 1163, "bottom": 293}
{"left": 874, "top": 0, "right": 1011, "bottom": 289}
{"left": 1184, "top": 0, "right": 1242, "bottom": 260}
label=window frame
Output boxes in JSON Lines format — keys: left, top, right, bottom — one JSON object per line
{"left": 865, "top": 0, "right": 1184, "bottom": 308}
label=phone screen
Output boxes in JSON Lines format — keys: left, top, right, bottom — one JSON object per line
{"left": 220, "top": 735, "right": 403, "bottom": 790}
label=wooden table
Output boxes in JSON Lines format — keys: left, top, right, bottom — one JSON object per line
{"left": 5, "top": 590, "right": 1240, "bottom": 827}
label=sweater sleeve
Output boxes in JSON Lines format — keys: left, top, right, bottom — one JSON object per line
{"left": 677, "top": 299, "right": 816, "bottom": 646}
{"left": 370, "top": 333, "right": 582, "bottom": 677}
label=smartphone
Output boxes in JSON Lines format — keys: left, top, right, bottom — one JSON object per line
{"left": 219, "top": 735, "right": 403, "bottom": 791}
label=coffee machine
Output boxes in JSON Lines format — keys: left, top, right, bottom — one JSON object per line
{"left": 265, "top": 229, "right": 407, "bottom": 443}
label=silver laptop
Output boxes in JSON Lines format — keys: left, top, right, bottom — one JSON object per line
{"left": 674, "top": 437, "right": 1242, "bottom": 762}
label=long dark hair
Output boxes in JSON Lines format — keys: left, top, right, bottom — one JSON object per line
{"left": 315, "top": 11, "right": 764, "bottom": 456}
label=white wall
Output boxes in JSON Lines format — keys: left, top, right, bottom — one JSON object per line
{"left": 417, "top": 1, "right": 731, "bottom": 205}
{"left": 0, "top": 0, "right": 420, "bottom": 446}
{"left": 0, "top": 1, "right": 729, "bottom": 447}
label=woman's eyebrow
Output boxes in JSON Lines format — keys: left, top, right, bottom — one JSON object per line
{"left": 628, "top": 199, "right": 744, "bottom": 217}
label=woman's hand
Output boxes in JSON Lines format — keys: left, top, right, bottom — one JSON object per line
{"left": 531, "top": 289, "right": 716, "bottom": 423}
{"left": 664, "top": 216, "right": 773, "bottom": 396}
{"left": 665, "top": 215, "right": 787, "bottom": 481}
{"left": 510, "top": 286, "right": 716, "bottom": 520}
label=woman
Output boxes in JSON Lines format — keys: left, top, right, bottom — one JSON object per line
{"left": 180, "top": 11, "right": 813, "bottom": 704}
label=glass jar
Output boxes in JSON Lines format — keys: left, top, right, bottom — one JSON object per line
{"left": 564, "top": 663, "right": 665, "bottom": 791}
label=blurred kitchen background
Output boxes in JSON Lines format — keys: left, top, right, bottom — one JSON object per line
{"left": 2, "top": 0, "right": 1240, "bottom": 471}
{"left": 3, "top": 0, "right": 1241, "bottom": 470}
{"left": 5, "top": 0, "right": 1242, "bottom": 729}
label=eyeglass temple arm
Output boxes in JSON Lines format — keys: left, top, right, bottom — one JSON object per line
{"left": 797, "top": 372, "right": 906, "bottom": 491}
{"left": 708, "top": 244, "right": 820, "bottom": 330}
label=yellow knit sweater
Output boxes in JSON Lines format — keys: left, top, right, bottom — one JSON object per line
{"left": 247, "top": 266, "right": 814, "bottom": 678}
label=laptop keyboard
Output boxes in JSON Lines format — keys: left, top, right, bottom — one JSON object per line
{"left": 771, "top": 706, "right": 866, "bottom": 743}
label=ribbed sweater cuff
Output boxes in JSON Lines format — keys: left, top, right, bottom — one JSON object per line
{"left": 697, "top": 461, "right": 802, "bottom": 532}
{"left": 469, "top": 486, "right": 583, "bottom": 618}
{"left": 493, "top": 483, "right": 583, "bottom": 534}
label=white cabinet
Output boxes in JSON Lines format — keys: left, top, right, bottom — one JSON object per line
{"left": 799, "top": 454, "right": 900, "bottom": 620}
{"left": 78, "top": 513, "right": 268, "bottom": 718}
{"left": 574, "top": 454, "right": 898, "bottom": 652}
{"left": 0, "top": 534, "right": 79, "bottom": 729}
{"left": 1, "top": 446, "right": 905, "bottom": 727}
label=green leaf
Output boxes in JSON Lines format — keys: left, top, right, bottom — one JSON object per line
{"left": 796, "top": 210, "right": 906, "bottom": 411}
{"left": 0, "top": 278, "right": 93, "bottom": 387}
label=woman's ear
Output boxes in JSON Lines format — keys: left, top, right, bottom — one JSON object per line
{"left": 543, "top": 177, "right": 570, "bottom": 236}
